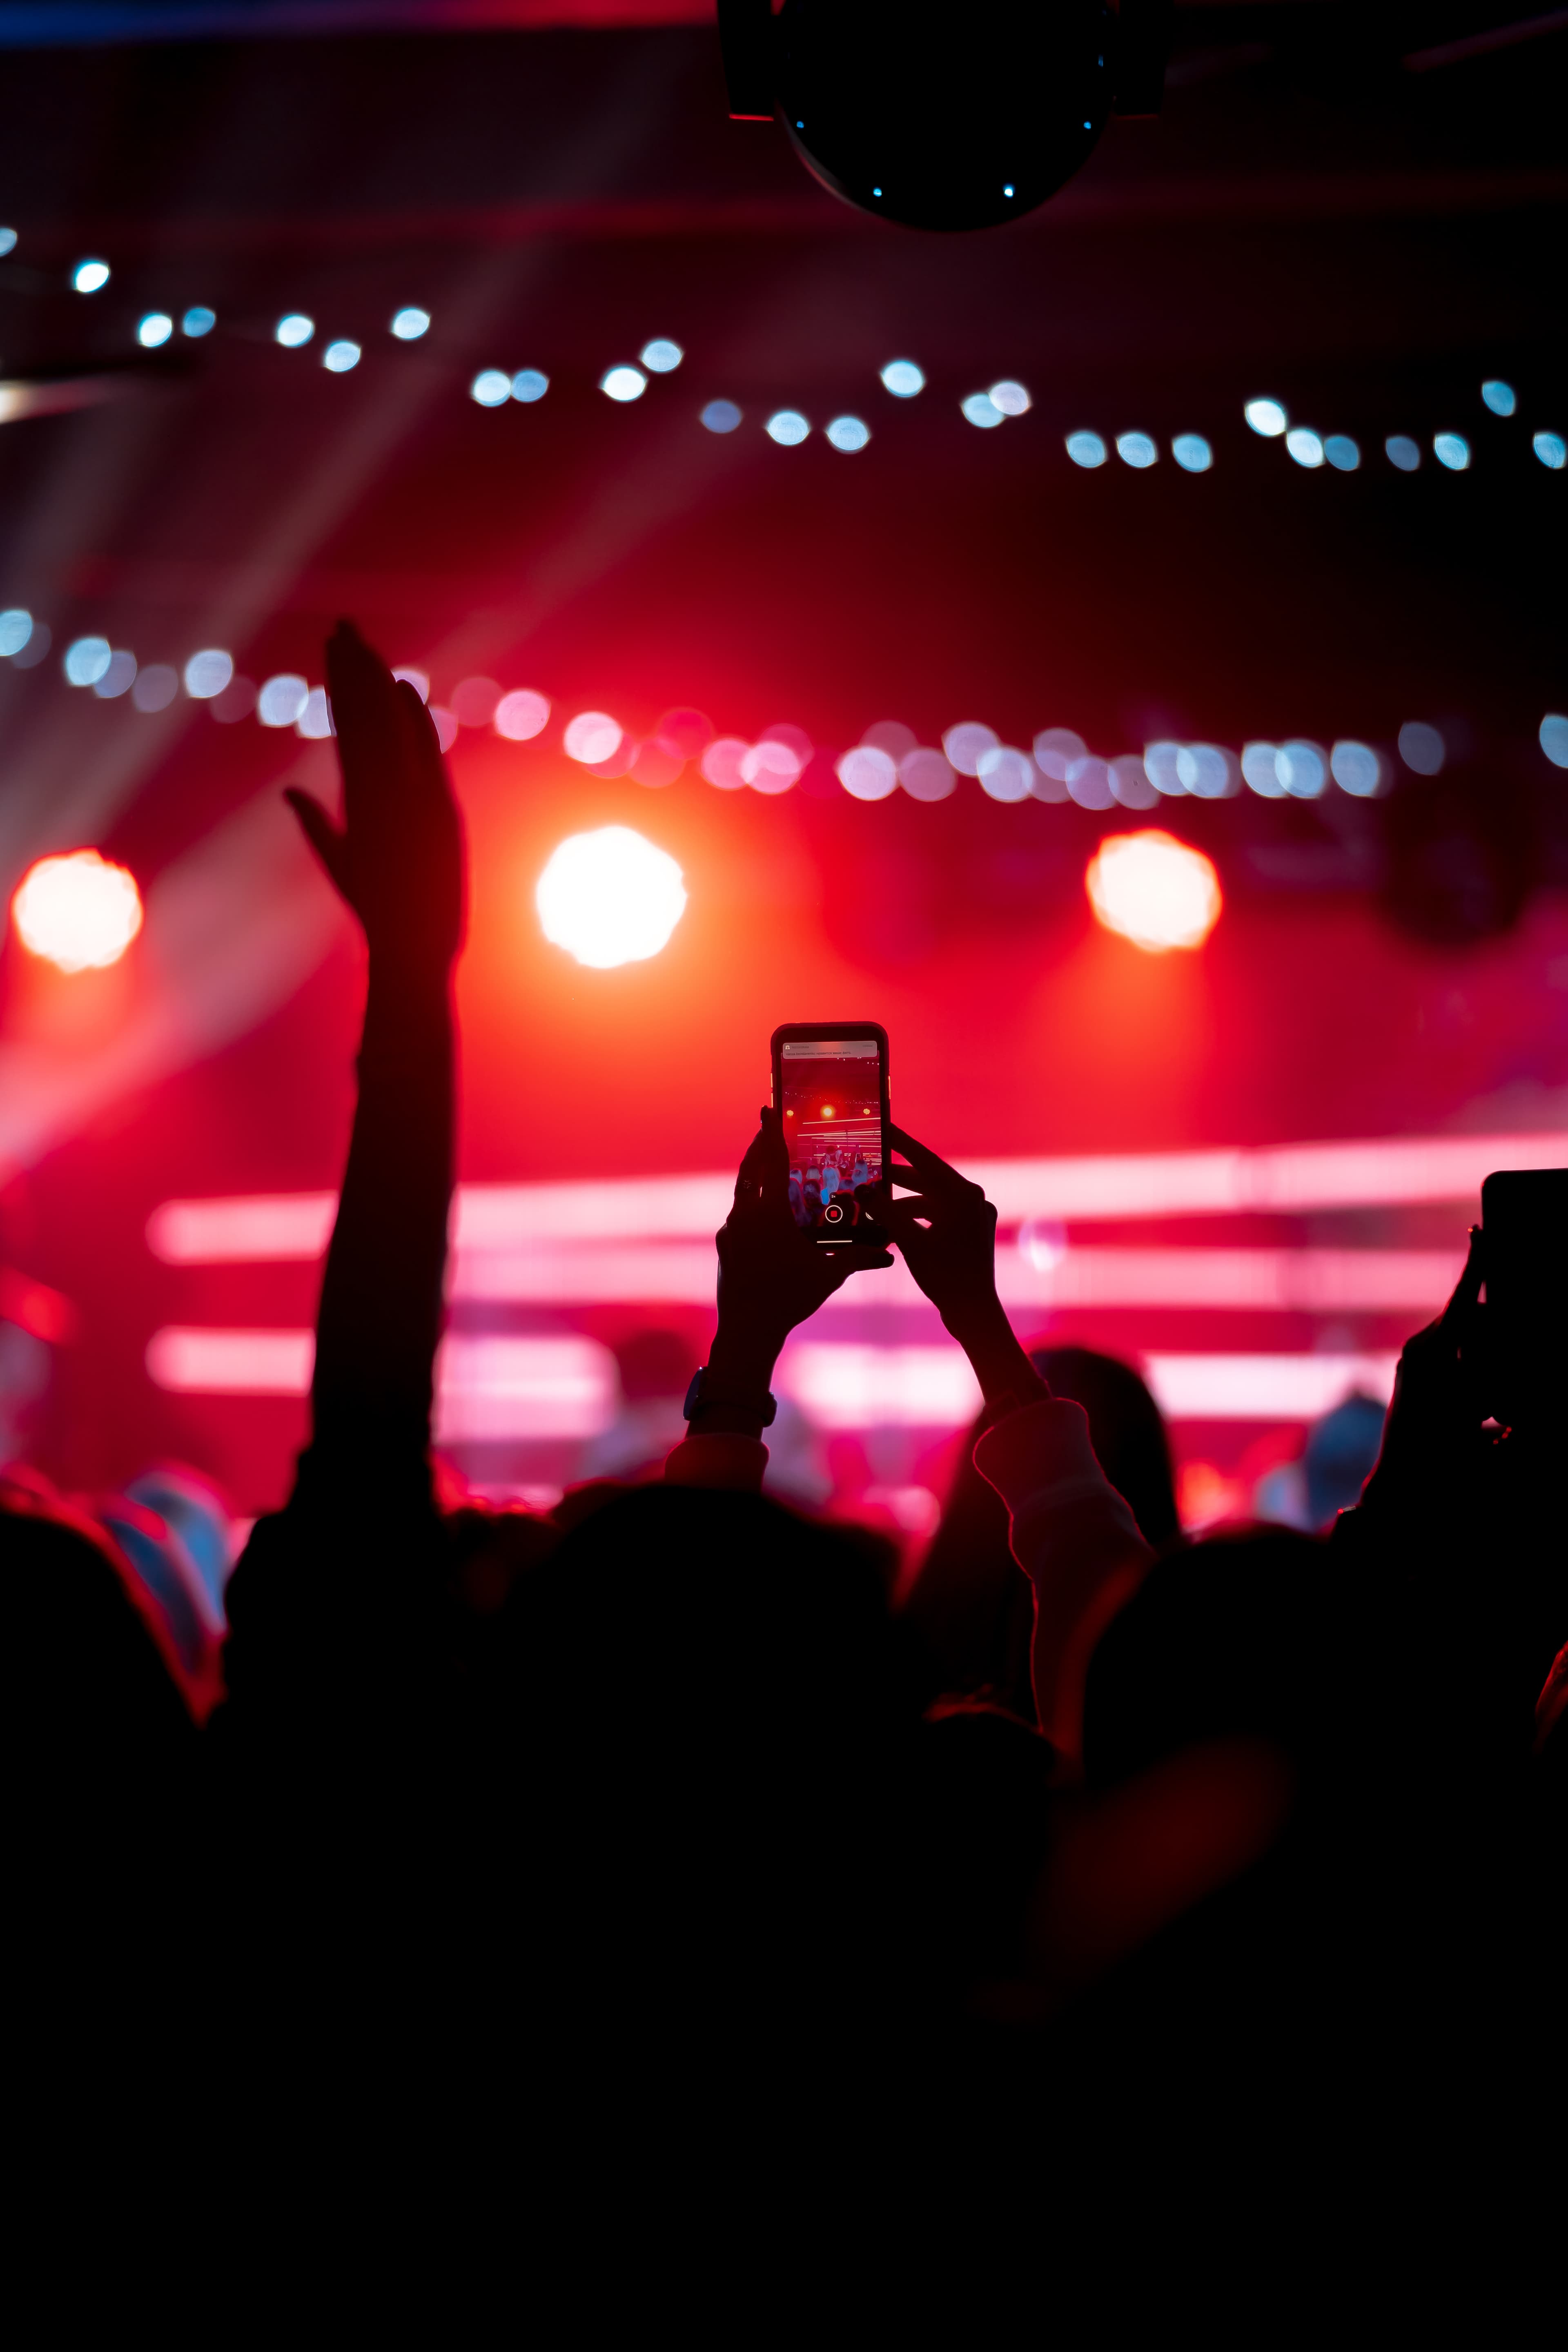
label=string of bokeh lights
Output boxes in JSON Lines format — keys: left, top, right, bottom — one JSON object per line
{"left": 9, "top": 230, "right": 1564, "bottom": 476}
{"left": 4, "top": 604, "right": 1568, "bottom": 815}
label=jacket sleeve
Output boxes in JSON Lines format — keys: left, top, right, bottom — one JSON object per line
{"left": 973, "top": 1397, "right": 1155, "bottom": 1765}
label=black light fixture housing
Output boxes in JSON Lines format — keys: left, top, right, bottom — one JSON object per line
{"left": 719, "top": 0, "right": 1172, "bottom": 232}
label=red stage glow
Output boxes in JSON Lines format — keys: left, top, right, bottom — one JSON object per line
{"left": 1086, "top": 831, "right": 1222, "bottom": 954}
{"left": 11, "top": 850, "right": 143, "bottom": 972}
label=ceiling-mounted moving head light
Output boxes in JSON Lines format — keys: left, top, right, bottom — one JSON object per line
{"left": 719, "top": 0, "right": 1171, "bottom": 231}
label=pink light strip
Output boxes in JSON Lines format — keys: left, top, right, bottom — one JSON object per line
{"left": 146, "top": 1132, "right": 1568, "bottom": 1263}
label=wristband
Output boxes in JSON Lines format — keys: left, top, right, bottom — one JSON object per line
{"left": 683, "top": 1366, "right": 777, "bottom": 1427}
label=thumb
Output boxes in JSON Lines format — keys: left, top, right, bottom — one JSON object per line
{"left": 285, "top": 787, "right": 351, "bottom": 897}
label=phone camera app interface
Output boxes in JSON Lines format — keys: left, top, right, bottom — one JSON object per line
{"left": 780, "top": 1038, "right": 883, "bottom": 1235}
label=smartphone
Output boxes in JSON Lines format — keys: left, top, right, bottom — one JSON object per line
{"left": 771, "top": 1022, "right": 891, "bottom": 1247}
{"left": 1480, "top": 1166, "right": 1568, "bottom": 1420}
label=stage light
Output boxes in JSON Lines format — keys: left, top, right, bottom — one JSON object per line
{"left": 13, "top": 850, "right": 143, "bottom": 972}
{"left": 1540, "top": 715, "right": 1568, "bottom": 769}
{"left": 183, "top": 648, "right": 233, "bottom": 699}
{"left": 1086, "top": 830, "right": 1221, "bottom": 953}
{"left": 1398, "top": 721, "right": 1444, "bottom": 775}
{"left": 182, "top": 306, "right": 215, "bottom": 337}
{"left": 899, "top": 747, "right": 956, "bottom": 801}
{"left": 640, "top": 339, "right": 683, "bottom": 373}
{"left": 701, "top": 737, "right": 750, "bottom": 789}
{"left": 138, "top": 313, "right": 173, "bottom": 348}
{"left": 1245, "top": 399, "right": 1287, "bottom": 437}
{"left": 701, "top": 399, "right": 742, "bottom": 433}
{"left": 990, "top": 380, "right": 1031, "bottom": 417}
{"left": 1116, "top": 431, "right": 1157, "bottom": 468}
{"left": 1532, "top": 431, "right": 1564, "bottom": 470}
{"left": 943, "top": 721, "right": 998, "bottom": 775}
{"left": 826, "top": 414, "right": 870, "bottom": 450}
{"left": 1481, "top": 380, "right": 1515, "bottom": 416}
{"left": 1242, "top": 743, "right": 1285, "bottom": 798}
{"left": 1434, "top": 432, "right": 1470, "bottom": 470}
{"left": 72, "top": 258, "right": 110, "bottom": 294}
{"left": 1285, "top": 428, "right": 1324, "bottom": 468}
{"left": 881, "top": 360, "right": 924, "bottom": 398}
{"left": 962, "top": 393, "right": 1004, "bottom": 429}
{"left": 93, "top": 650, "right": 136, "bottom": 699}
{"left": 1386, "top": 435, "right": 1421, "bottom": 471}
{"left": 1066, "top": 431, "right": 1107, "bottom": 467}
{"left": 64, "top": 636, "right": 112, "bottom": 687}
{"left": 601, "top": 366, "right": 647, "bottom": 403}
{"left": 132, "top": 664, "right": 179, "bottom": 713}
{"left": 1066, "top": 755, "right": 1114, "bottom": 810}
{"left": 1332, "top": 741, "right": 1384, "bottom": 797}
{"left": 536, "top": 826, "right": 686, "bottom": 969}
{"left": 1172, "top": 433, "right": 1212, "bottom": 472}
{"left": 564, "top": 711, "right": 623, "bottom": 764}
{"left": 977, "top": 746, "right": 1034, "bottom": 802}
{"left": 766, "top": 410, "right": 810, "bottom": 445}
{"left": 391, "top": 306, "right": 430, "bottom": 340}
{"left": 1278, "top": 740, "right": 1326, "bottom": 798}
{"left": 258, "top": 673, "right": 310, "bottom": 728}
{"left": 1324, "top": 434, "right": 1360, "bottom": 470}
{"left": 0, "top": 608, "right": 32, "bottom": 655}
{"left": 494, "top": 688, "right": 550, "bottom": 741}
{"left": 837, "top": 746, "right": 898, "bottom": 800}
{"left": 511, "top": 368, "right": 548, "bottom": 403}
{"left": 323, "top": 339, "right": 361, "bottom": 373}
{"left": 276, "top": 314, "right": 314, "bottom": 347}
{"left": 470, "top": 370, "right": 510, "bottom": 406}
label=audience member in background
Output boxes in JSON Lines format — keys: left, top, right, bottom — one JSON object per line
{"left": 903, "top": 1344, "right": 1179, "bottom": 1721}
{"left": 1254, "top": 1390, "right": 1387, "bottom": 1531}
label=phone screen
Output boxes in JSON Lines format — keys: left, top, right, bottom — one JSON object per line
{"left": 772, "top": 1025, "right": 889, "bottom": 1244}
{"left": 1481, "top": 1166, "right": 1568, "bottom": 1419}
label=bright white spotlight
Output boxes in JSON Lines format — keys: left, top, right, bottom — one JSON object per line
{"left": 276, "top": 314, "right": 314, "bottom": 347}
{"left": 1086, "top": 831, "right": 1221, "bottom": 954}
{"left": 1285, "top": 428, "right": 1324, "bottom": 468}
{"left": 881, "top": 360, "right": 924, "bottom": 398}
{"left": 564, "top": 711, "right": 623, "bottom": 765}
{"left": 766, "top": 410, "right": 810, "bottom": 445}
{"left": 137, "top": 313, "right": 173, "bottom": 348}
{"left": 640, "top": 339, "right": 683, "bottom": 373}
{"left": 72, "top": 258, "right": 110, "bottom": 294}
{"left": 470, "top": 370, "right": 511, "bottom": 407}
{"left": 13, "top": 850, "right": 143, "bottom": 972}
{"left": 494, "top": 688, "right": 550, "bottom": 741}
{"left": 323, "top": 339, "right": 361, "bottom": 373}
{"left": 826, "top": 415, "right": 870, "bottom": 451}
{"left": 989, "top": 380, "right": 1031, "bottom": 417}
{"left": 391, "top": 306, "right": 430, "bottom": 340}
{"left": 535, "top": 827, "right": 686, "bottom": 969}
{"left": 1245, "top": 398, "right": 1288, "bottom": 437}
{"left": 601, "top": 366, "right": 647, "bottom": 403}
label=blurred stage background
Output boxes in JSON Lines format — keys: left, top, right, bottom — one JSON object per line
{"left": 0, "top": 0, "right": 1564, "bottom": 1537}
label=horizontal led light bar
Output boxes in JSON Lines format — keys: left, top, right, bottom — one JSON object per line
{"left": 147, "top": 1326, "right": 1396, "bottom": 1432}
{"left": 146, "top": 1131, "right": 1567, "bottom": 1264}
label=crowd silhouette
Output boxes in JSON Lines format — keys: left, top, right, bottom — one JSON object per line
{"left": 7, "top": 625, "right": 1563, "bottom": 2204}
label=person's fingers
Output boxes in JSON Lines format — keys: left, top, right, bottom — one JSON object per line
{"left": 758, "top": 1104, "right": 792, "bottom": 1207}
{"left": 817, "top": 1247, "right": 895, "bottom": 1294}
{"left": 886, "top": 1123, "right": 968, "bottom": 1194}
{"left": 284, "top": 788, "right": 350, "bottom": 895}
{"left": 874, "top": 1193, "right": 933, "bottom": 1239}
{"left": 731, "top": 1120, "right": 772, "bottom": 1210}
{"left": 1438, "top": 1226, "right": 1484, "bottom": 1332}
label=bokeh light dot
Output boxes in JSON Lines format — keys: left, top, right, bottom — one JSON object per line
{"left": 137, "top": 313, "right": 173, "bottom": 348}
{"left": 181, "top": 305, "right": 215, "bottom": 338}
{"left": 989, "top": 380, "right": 1031, "bottom": 417}
{"left": 0, "top": 608, "right": 33, "bottom": 656}
{"left": 766, "top": 410, "right": 810, "bottom": 445}
{"left": 1172, "top": 433, "right": 1212, "bottom": 472}
{"left": 700, "top": 399, "right": 742, "bottom": 434}
{"left": 1481, "top": 380, "right": 1515, "bottom": 417}
{"left": 183, "top": 648, "right": 234, "bottom": 700}
{"left": 1245, "top": 399, "right": 1288, "bottom": 437}
{"left": 1386, "top": 435, "right": 1421, "bottom": 472}
{"left": 1065, "top": 431, "right": 1107, "bottom": 468}
{"left": 1116, "top": 432, "right": 1157, "bottom": 468}
{"left": 276, "top": 313, "right": 314, "bottom": 347}
{"left": 826, "top": 414, "right": 870, "bottom": 451}
{"left": 494, "top": 688, "right": 550, "bottom": 741}
{"left": 1331, "top": 741, "right": 1384, "bottom": 797}
{"left": 564, "top": 710, "right": 623, "bottom": 764}
{"left": 881, "top": 360, "right": 924, "bottom": 398}
{"left": 258, "top": 673, "right": 310, "bottom": 728}
{"left": 391, "top": 306, "right": 430, "bottom": 340}
{"left": 943, "top": 721, "right": 998, "bottom": 775}
{"left": 323, "top": 339, "right": 361, "bottom": 373}
{"left": 72, "top": 258, "right": 110, "bottom": 294}
{"left": 962, "top": 394, "right": 1004, "bottom": 430}
{"left": 601, "top": 365, "right": 647, "bottom": 403}
{"left": 64, "top": 635, "right": 112, "bottom": 688}
{"left": 1398, "top": 721, "right": 1446, "bottom": 775}
{"left": 1285, "top": 428, "right": 1324, "bottom": 468}
{"left": 1533, "top": 431, "right": 1565, "bottom": 470}
{"left": 639, "top": 339, "right": 683, "bottom": 374}
{"left": 1433, "top": 432, "right": 1470, "bottom": 471}
{"left": 1539, "top": 715, "right": 1568, "bottom": 769}
{"left": 511, "top": 368, "right": 548, "bottom": 403}
{"left": 1324, "top": 434, "right": 1360, "bottom": 471}
{"left": 470, "top": 369, "right": 511, "bottom": 406}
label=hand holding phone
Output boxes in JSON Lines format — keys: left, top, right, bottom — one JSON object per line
{"left": 870, "top": 1124, "right": 1049, "bottom": 1409}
